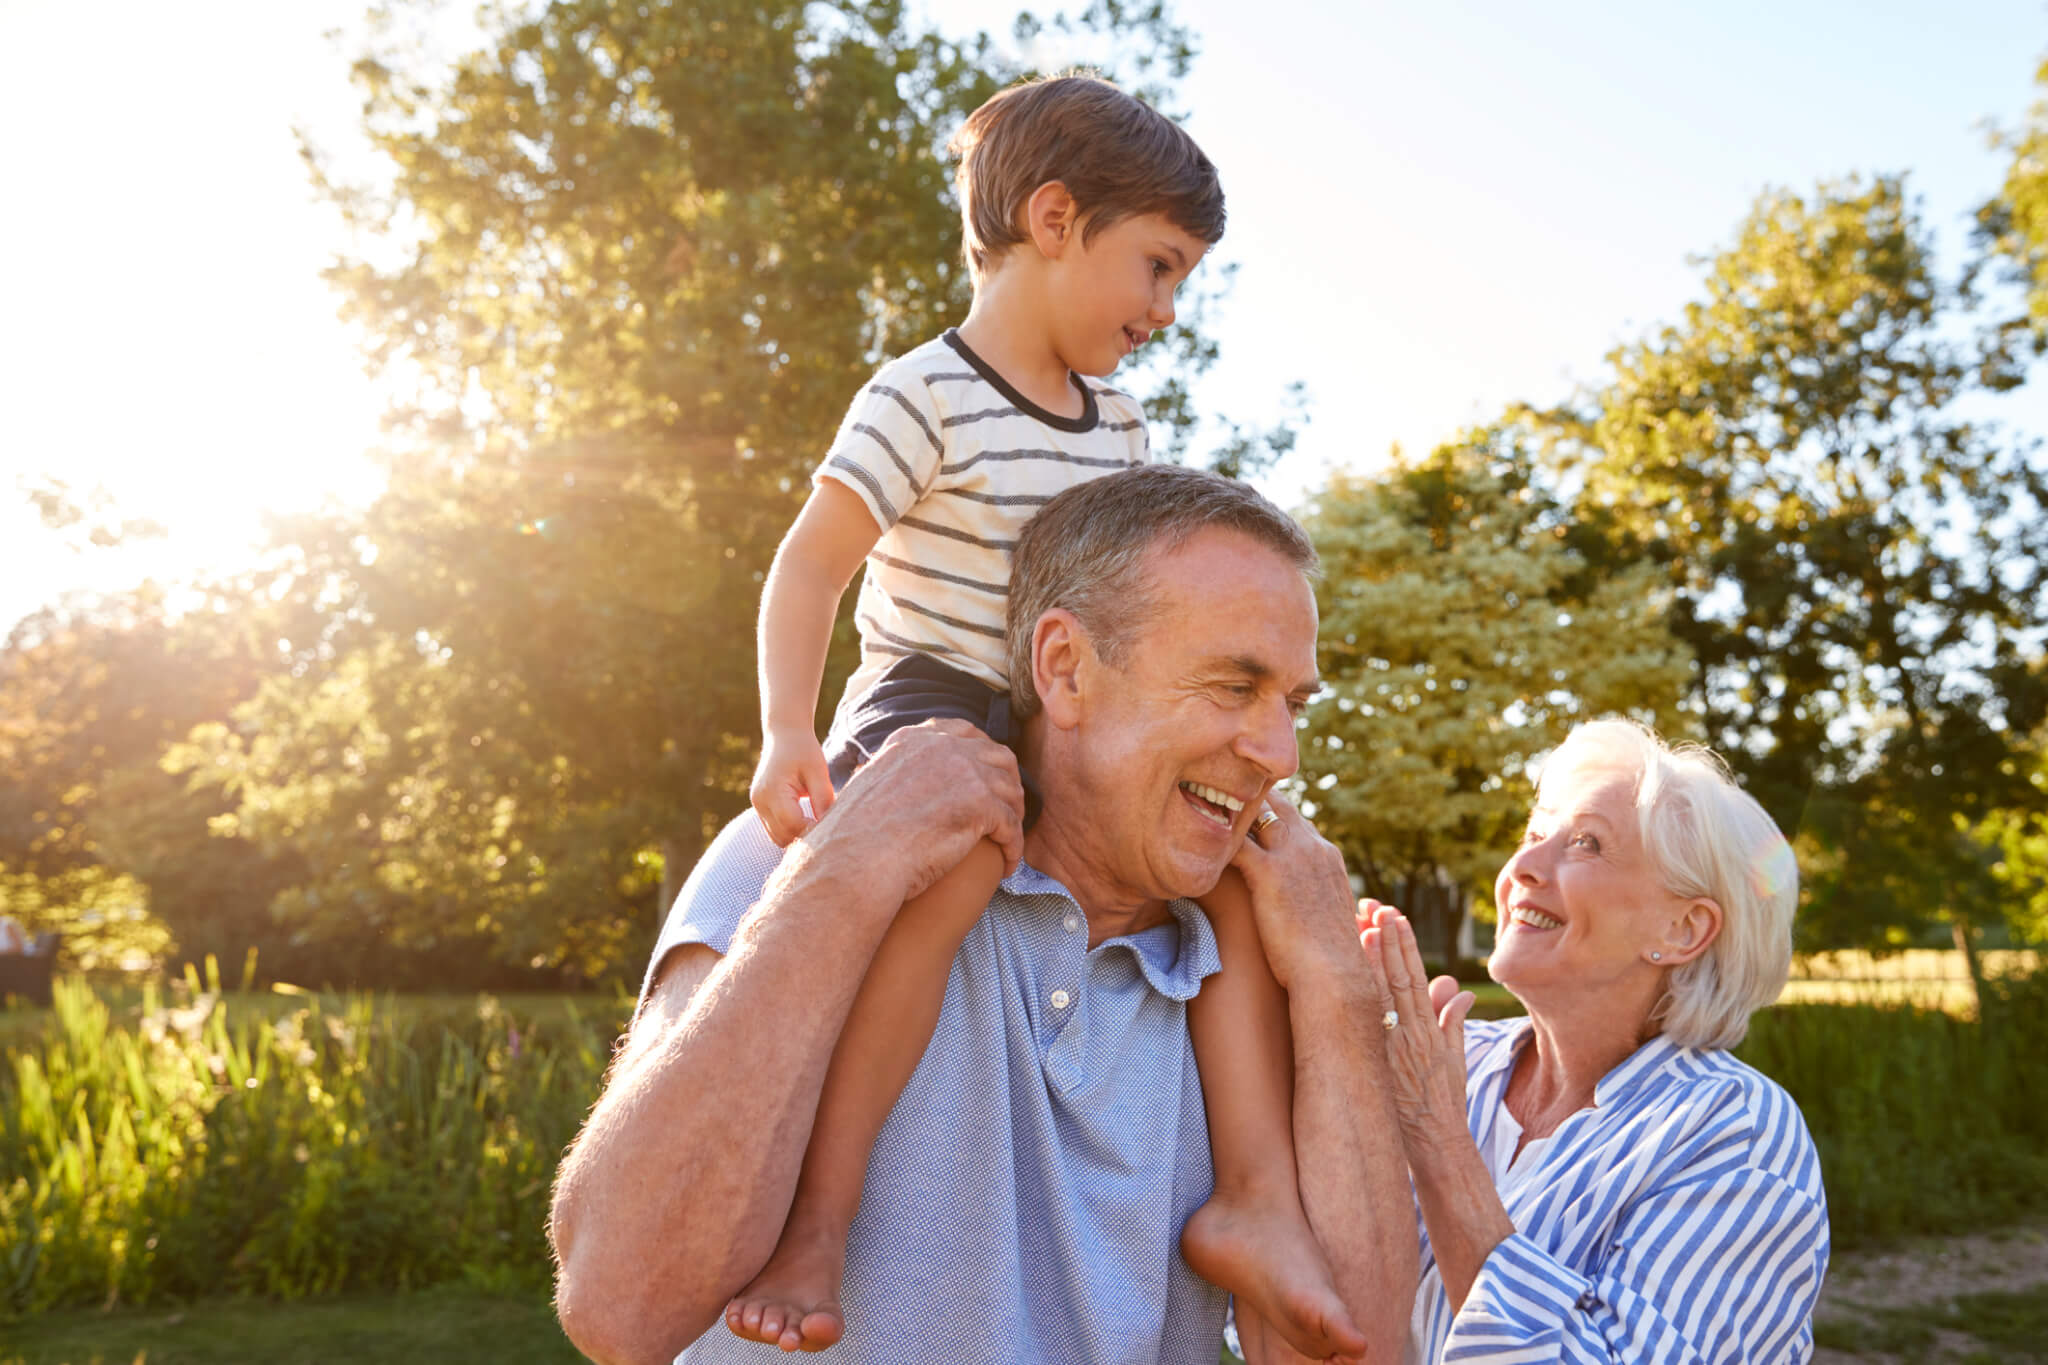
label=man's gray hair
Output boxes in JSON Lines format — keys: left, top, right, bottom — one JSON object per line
{"left": 1006, "top": 464, "right": 1318, "bottom": 719}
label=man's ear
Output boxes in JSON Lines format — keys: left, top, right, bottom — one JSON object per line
{"left": 1031, "top": 608, "right": 1092, "bottom": 729}
{"left": 1024, "top": 180, "right": 1079, "bottom": 259}
{"left": 1651, "top": 897, "right": 1724, "bottom": 967}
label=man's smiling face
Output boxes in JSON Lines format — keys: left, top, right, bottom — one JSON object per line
{"left": 1063, "top": 525, "right": 1320, "bottom": 906}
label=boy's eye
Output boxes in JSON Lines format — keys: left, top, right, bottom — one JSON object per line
{"left": 1151, "top": 258, "right": 1170, "bottom": 277}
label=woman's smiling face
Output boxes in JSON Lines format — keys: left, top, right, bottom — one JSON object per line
{"left": 1487, "top": 755, "right": 1690, "bottom": 1009}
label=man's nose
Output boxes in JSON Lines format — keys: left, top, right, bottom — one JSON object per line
{"left": 1236, "top": 696, "right": 1299, "bottom": 782}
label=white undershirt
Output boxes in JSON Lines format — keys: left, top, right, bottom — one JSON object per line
{"left": 1405, "top": 1101, "right": 1556, "bottom": 1365}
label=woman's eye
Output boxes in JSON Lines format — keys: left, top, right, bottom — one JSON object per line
{"left": 1573, "top": 833, "right": 1601, "bottom": 852}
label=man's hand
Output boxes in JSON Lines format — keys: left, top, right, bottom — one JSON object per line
{"left": 805, "top": 718, "right": 1027, "bottom": 904}
{"left": 1227, "top": 794, "right": 1370, "bottom": 995}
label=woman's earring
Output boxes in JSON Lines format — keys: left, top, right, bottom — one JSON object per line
{"left": 1650, "top": 951, "right": 1664, "bottom": 962}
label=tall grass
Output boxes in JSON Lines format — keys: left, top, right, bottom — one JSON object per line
{"left": 1736, "top": 965, "right": 2048, "bottom": 1249}
{"left": 0, "top": 962, "right": 623, "bottom": 1316}
{"left": 4, "top": 960, "right": 2044, "bottom": 1318}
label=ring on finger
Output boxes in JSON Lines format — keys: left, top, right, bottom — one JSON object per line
{"left": 1382, "top": 1009, "right": 1399, "bottom": 1031}
{"left": 1250, "top": 810, "right": 1280, "bottom": 843}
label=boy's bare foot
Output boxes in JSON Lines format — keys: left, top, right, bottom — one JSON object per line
{"left": 725, "top": 1234, "right": 847, "bottom": 1353}
{"left": 1182, "top": 1194, "right": 1367, "bottom": 1363}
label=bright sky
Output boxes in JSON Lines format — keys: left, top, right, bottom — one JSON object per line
{"left": 5, "top": 0, "right": 2045, "bottom": 635}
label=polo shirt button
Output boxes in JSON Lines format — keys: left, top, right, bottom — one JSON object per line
{"left": 1050, "top": 989, "right": 1071, "bottom": 1010}
{"left": 1063, "top": 914, "right": 1081, "bottom": 933}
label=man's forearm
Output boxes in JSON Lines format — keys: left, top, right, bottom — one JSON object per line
{"left": 1287, "top": 972, "right": 1418, "bottom": 1363}
{"left": 550, "top": 841, "right": 900, "bottom": 1365}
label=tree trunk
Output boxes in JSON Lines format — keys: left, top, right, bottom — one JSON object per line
{"left": 1952, "top": 914, "right": 1988, "bottom": 1024}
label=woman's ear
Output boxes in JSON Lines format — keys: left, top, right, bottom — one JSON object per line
{"left": 1024, "top": 180, "right": 1079, "bottom": 259}
{"left": 1651, "top": 896, "right": 1724, "bottom": 967}
{"left": 1031, "top": 608, "right": 1091, "bottom": 729}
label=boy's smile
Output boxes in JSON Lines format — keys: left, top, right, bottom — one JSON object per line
{"left": 1052, "top": 211, "right": 1209, "bottom": 377}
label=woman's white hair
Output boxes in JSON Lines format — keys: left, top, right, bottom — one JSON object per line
{"left": 1544, "top": 719, "right": 1799, "bottom": 1050}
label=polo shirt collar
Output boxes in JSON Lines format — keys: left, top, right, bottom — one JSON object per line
{"left": 1000, "top": 861, "right": 1223, "bottom": 1003}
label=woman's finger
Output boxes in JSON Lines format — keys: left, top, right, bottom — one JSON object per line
{"left": 1383, "top": 911, "right": 1436, "bottom": 1022}
{"left": 1442, "top": 987, "right": 1476, "bottom": 1089}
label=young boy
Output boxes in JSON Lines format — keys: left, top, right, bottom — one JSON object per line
{"left": 727, "top": 75, "right": 1361, "bottom": 1360}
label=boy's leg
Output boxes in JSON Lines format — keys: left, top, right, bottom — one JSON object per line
{"left": 1181, "top": 868, "right": 1369, "bottom": 1362}
{"left": 726, "top": 838, "right": 1006, "bottom": 1352}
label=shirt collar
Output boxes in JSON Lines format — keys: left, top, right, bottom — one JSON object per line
{"left": 1468, "top": 1015, "right": 1690, "bottom": 1107}
{"left": 1000, "top": 861, "right": 1223, "bottom": 1002}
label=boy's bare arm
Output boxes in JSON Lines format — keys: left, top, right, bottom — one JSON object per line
{"left": 549, "top": 723, "right": 1025, "bottom": 1365}
{"left": 753, "top": 480, "right": 886, "bottom": 838}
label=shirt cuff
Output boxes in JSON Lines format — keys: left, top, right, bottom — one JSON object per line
{"left": 1446, "top": 1231, "right": 1599, "bottom": 1352}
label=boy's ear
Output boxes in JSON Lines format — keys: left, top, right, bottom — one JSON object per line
{"left": 1031, "top": 608, "right": 1092, "bottom": 729}
{"left": 1024, "top": 180, "right": 1080, "bottom": 259}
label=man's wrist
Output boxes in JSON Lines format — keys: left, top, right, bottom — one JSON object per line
{"left": 774, "top": 824, "right": 909, "bottom": 929}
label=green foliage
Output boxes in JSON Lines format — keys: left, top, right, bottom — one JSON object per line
{"left": 1981, "top": 53, "right": 2048, "bottom": 349}
{"left": 0, "top": 592, "right": 299, "bottom": 980}
{"left": 1737, "top": 966, "right": 2048, "bottom": 1249}
{"left": 1526, "top": 175, "right": 2048, "bottom": 955}
{"left": 147, "top": 0, "right": 1241, "bottom": 983}
{"left": 1297, "top": 429, "right": 1692, "bottom": 959}
{"left": 0, "top": 865, "right": 167, "bottom": 977}
{"left": 0, "top": 1286, "right": 582, "bottom": 1365}
{"left": 0, "top": 970, "right": 624, "bottom": 1315}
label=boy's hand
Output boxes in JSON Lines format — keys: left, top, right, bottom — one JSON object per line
{"left": 751, "top": 727, "right": 836, "bottom": 846}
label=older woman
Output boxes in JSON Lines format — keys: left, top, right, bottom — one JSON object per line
{"left": 1363, "top": 719, "right": 1829, "bottom": 1364}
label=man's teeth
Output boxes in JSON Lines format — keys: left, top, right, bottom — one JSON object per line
{"left": 1511, "top": 907, "right": 1563, "bottom": 931}
{"left": 1179, "top": 782, "right": 1243, "bottom": 826}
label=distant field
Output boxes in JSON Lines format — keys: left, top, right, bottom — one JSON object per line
{"left": 1454, "top": 948, "right": 2040, "bottom": 1019}
{"left": 1777, "top": 948, "right": 2040, "bottom": 1016}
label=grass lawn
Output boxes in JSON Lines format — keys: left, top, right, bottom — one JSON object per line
{"left": 0, "top": 1288, "right": 584, "bottom": 1365}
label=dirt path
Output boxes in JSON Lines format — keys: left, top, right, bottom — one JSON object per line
{"left": 1815, "top": 1218, "right": 2048, "bottom": 1362}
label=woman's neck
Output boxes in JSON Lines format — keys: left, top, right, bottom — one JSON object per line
{"left": 1505, "top": 1007, "right": 1653, "bottom": 1142}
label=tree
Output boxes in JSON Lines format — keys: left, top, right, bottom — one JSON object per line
{"left": 0, "top": 588, "right": 294, "bottom": 977}
{"left": 168, "top": 0, "right": 1251, "bottom": 982}
{"left": 1298, "top": 430, "right": 1692, "bottom": 971}
{"left": 1529, "top": 176, "right": 2048, "bottom": 984}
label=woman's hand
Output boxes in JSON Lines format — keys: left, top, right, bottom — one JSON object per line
{"left": 1360, "top": 902, "right": 1477, "bottom": 1151}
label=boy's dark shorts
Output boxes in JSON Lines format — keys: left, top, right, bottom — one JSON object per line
{"left": 825, "top": 653, "right": 1042, "bottom": 828}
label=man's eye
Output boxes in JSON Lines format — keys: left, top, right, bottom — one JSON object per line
{"left": 1521, "top": 827, "right": 1544, "bottom": 846}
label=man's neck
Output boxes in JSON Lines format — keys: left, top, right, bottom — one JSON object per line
{"left": 955, "top": 268, "right": 1084, "bottom": 419}
{"left": 1024, "top": 814, "right": 1175, "bottom": 948}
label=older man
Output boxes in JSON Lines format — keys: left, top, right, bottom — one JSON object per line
{"left": 550, "top": 466, "right": 1415, "bottom": 1364}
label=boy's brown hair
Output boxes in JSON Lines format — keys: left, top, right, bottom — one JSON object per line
{"left": 948, "top": 74, "right": 1225, "bottom": 278}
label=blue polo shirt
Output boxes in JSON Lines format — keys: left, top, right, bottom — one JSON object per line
{"left": 644, "top": 813, "right": 1229, "bottom": 1364}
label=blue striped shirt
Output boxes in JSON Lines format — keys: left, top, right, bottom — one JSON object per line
{"left": 646, "top": 814, "right": 1229, "bottom": 1364}
{"left": 1406, "top": 1018, "right": 1829, "bottom": 1364}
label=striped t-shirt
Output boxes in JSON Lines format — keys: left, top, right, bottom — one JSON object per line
{"left": 1406, "top": 1017, "right": 1829, "bottom": 1364}
{"left": 817, "top": 329, "right": 1150, "bottom": 710}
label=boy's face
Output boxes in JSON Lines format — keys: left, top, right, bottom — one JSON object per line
{"left": 1048, "top": 211, "right": 1209, "bottom": 377}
